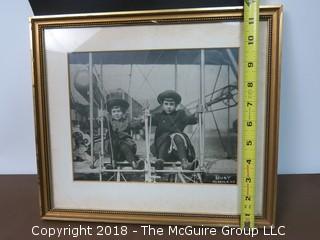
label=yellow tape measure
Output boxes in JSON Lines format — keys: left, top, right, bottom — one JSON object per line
{"left": 240, "top": 0, "right": 259, "bottom": 228}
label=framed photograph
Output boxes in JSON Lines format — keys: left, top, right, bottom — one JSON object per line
{"left": 31, "top": 5, "right": 282, "bottom": 226}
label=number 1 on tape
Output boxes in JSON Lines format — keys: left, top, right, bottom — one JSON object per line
{"left": 241, "top": 0, "right": 259, "bottom": 229}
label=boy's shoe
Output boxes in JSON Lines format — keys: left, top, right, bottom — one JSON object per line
{"left": 136, "top": 159, "right": 145, "bottom": 170}
{"left": 104, "top": 163, "right": 114, "bottom": 169}
{"left": 131, "top": 159, "right": 145, "bottom": 170}
{"left": 131, "top": 161, "right": 138, "bottom": 169}
{"left": 182, "top": 159, "right": 199, "bottom": 170}
{"left": 154, "top": 159, "right": 164, "bottom": 170}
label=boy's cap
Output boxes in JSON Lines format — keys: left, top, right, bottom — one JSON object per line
{"left": 106, "top": 98, "right": 129, "bottom": 112}
{"left": 157, "top": 90, "right": 181, "bottom": 104}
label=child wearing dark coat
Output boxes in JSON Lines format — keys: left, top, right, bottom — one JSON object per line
{"left": 105, "top": 98, "right": 144, "bottom": 169}
{"left": 151, "top": 90, "right": 199, "bottom": 170}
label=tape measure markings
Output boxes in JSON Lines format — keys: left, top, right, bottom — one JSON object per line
{"left": 241, "top": 0, "right": 259, "bottom": 229}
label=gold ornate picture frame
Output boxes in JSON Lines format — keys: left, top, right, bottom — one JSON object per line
{"left": 31, "top": 5, "right": 282, "bottom": 226}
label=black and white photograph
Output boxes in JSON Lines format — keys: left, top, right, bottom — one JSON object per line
{"left": 30, "top": 6, "right": 282, "bottom": 225}
{"left": 69, "top": 48, "right": 239, "bottom": 183}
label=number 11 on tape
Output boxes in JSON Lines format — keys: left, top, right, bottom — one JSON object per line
{"left": 241, "top": 0, "right": 259, "bottom": 229}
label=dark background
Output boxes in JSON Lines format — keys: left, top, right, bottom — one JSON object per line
{"left": 29, "top": 0, "right": 244, "bottom": 15}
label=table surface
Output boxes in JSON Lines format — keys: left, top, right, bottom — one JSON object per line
{"left": 0, "top": 174, "right": 319, "bottom": 240}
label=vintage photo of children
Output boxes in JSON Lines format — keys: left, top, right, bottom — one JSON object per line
{"left": 69, "top": 49, "right": 238, "bottom": 183}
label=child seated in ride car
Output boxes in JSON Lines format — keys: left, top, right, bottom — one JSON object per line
{"left": 105, "top": 98, "right": 144, "bottom": 169}
{"left": 150, "top": 90, "right": 199, "bottom": 170}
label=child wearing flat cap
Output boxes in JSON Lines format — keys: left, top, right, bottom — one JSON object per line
{"left": 104, "top": 98, "right": 144, "bottom": 169}
{"left": 151, "top": 90, "right": 199, "bottom": 170}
